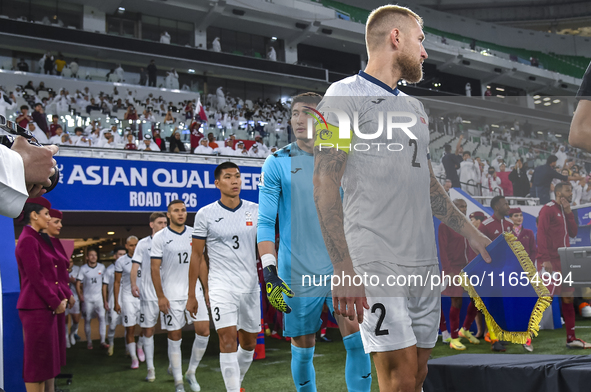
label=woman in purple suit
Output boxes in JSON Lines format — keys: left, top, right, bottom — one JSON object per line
{"left": 46, "top": 208, "right": 75, "bottom": 371}
{"left": 15, "top": 197, "right": 68, "bottom": 392}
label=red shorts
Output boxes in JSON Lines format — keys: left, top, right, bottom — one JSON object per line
{"left": 537, "top": 260, "right": 575, "bottom": 296}
{"left": 441, "top": 265, "right": 466, "bottom": 297}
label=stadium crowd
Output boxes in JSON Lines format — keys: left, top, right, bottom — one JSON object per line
{"left": 2, "top": 78, "right": 292, "bottom": 158}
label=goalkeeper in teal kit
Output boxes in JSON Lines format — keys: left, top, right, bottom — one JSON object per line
{"left": 257, "top": 92, "right": 372, "bottom": 392}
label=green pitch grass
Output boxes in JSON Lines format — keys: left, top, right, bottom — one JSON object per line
{"left": 59, "top": 318, "right": 591, "bottom": 392}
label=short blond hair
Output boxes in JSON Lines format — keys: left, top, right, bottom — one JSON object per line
{"left": 365, "top": 5, "right": 423, "bottom": 52}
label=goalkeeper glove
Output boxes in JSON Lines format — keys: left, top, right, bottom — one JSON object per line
{"left": 263, "top": 265, "right": 294, "bottom": 313}
{"left": 577, "top": 61, "right": 591, "bottom": 100}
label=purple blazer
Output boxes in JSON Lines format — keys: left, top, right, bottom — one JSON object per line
{"left": 15, "top": 226, "right": 66, "bottom": 311}
{"left": 51, "top": 237, "right": 73, "bottom": 299}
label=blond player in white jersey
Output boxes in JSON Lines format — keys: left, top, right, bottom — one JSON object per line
{"left": 66, "top": 263, "right": 81, "bottom": 346}
{"left": 114, "top": 236, "right": 143, "bottom": 369}
{"left": 189, "top": 162, "right": 260, "bottom": 392}
{"left": 103, "top": 246, "right": 126, "bottom": 356}
{"left": 130, "top": 211, "right": 168, "bottom": 382}
{"left": 312, "top": 5, "right": 491, "bottom": 391}
{"left": 76, "top": 248, "right": 108, "bottom": 350}
{"left": 151, "top": 200, "right": 210, "bottom": 392}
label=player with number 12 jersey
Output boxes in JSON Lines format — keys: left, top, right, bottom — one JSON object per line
{"left": 151, "top": 200, "right": 209, "bottom": 392}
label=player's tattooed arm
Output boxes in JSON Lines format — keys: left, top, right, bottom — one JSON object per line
{"left": 428, "top": 160, "right": 466, "bottom": 234}
{"left": 314, "top": 146, "right": 369, "bottom": 322}
{"left": 313, "top": 146, "right": 353, "bottom": 269}
{"left": 428, "top": 160, "right": 492, "bottom": 262}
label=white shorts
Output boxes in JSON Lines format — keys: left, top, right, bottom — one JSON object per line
{"left": 209, "top": 288, "right": 261, "bottom": 333}
{"left": 161, "top": 289, "right": 209, "bottom": 331}
{"left": 121, "top": 296, "right": 141, "bottom": 327}
{"left": 66, "top": 298, "right": 80, "bottom": 315}
{"left": 354, "top": 262, "right": 441, "bottom": 354}
{"left": 140, "top": 300, "right": 159, "bottom": 328}
{"left": 84, "top": 300, "right": 105, "bottom": 320}
{"left": 108, "top": 308, "right": 122, "bottom": 329}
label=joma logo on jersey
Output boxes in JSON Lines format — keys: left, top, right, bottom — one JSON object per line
{"left": 304, "top": 106, "right": 419, "bottom": 141}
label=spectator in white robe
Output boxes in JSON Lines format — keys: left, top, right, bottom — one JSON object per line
{"left": 160, "top": 31, "right": 171, "bottom": 44}
{"left": 216, "top": 139, "right": 235, "bottom": 156}
{"left": 212, "top": 37, "right": 221, "bottom": 52}
{"left": 248, "top": 144, "right": 266, "bottom": 158}
{"left": 48, "top": 126, "right": 66, "bottom": 145}
{"left": 216, "top": 87, "right": 226, "bottom": 111}
{"left": 165, "top": 69, "right": 179, "bottom": 90}
{"left": 76, "top": 135, "right": 92, "bottom": 147}
{"left": 555, "top": 145, "right": 568, "bottom": 169}
{"left": 0, "top": 91, "right": 17, "bottom": 119}
{"left": 27, "top": 122, "right": 49, "bottom": 144}
{"left": 267, "top": 47, "right": 277, "bottom": 61}
{"left": 193, "top": 138, "right": 214, "bottom": 155}
{"left": 138, "top": 134, "right": 160, "bottom": 151}
{"left": 253, "top": 135, "right": 269, "bottom": 154}
{"left": 266, "top": 146, "right": 278, "bottom": 157}
{"left": 459, "top": 151, "right": 481, "bottom": 195}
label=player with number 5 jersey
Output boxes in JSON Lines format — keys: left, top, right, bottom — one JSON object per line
{"left": 151, "top": 200, "right": 210, "bottom": 392}
{"left": 191, "top": 162, "right": 260, "bottom": 392}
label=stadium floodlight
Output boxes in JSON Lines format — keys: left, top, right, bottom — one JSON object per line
{"left": 107, "top": 231, "right": 115, "bottom": 235}
{"left": 188, "top": 69, "right": 195, "bottom": 73}
{"left": 533, "top": 95, "right": 541, "bottom": 99}
{"left": 543, "top": 97, "right": 551, "bottom": 101}
{"left": 544, "top": 102, "right": 551, "bottom": 106}
{"left": 534, "top": 100, "right": 542, "bottom": 104}
{"left": 553, "top": 99, "right": 561, "bottom": 103}
{"left": 271, "top": 37, "right": 277, "bottom": 41}
{"left": 118, "top": 7, "right": 125, "bottom": 13}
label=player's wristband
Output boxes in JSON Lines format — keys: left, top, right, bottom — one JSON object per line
{"left": 261, "top": 253, "right": 276, "bottom": 269}
{"left": 576, "top": 61, "right": 591, "bottom": 100}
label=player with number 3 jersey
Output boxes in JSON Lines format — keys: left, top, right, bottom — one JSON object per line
{"left": 191, "top": 162, "right": 260, "bottom": 392}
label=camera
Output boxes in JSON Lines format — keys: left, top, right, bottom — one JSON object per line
{"left": 0, "top": 115, "right": 59, "bottom": 192}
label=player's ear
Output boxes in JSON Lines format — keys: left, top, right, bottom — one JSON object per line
{"left": 390, "top": 28, "right": 401, "bottom": 49}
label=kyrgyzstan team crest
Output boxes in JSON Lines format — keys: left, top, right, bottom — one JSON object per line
{"left": 245, "top": 211, "right": 253, "bottom": 226}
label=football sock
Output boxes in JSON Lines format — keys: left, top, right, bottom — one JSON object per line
{"left": 144, "top": 336, "right": 155, "bottom": 370}
{"left": 108, "top": 324, "right": 116, "bottom": 347}
{"left": 463, "top": 302, "right": 478, "bottom": 331}
{"left": 439, "top": 311, "right": 446, "bottom": 332}
{"left": 127, "top": 342, "right": 138, "bottom": 361}
{"left": 98, "top": 313, "right": 106, "bottom": 343}
{"left": 84, "top": 319, "right": 92, "bottom": 344}
{"left": 562, "top": 300, "right": 577, "bottom": 342}
{"left": 138, "top": 335, "right": 144, "bottom": 350}
{"left": 237, "top": 346, "right": 254, "bottom": 384}
{"left": 343, "top": 332, "right": 372, "bottom": 392}
{"left": 220, "top": 352, "right": 240, "bottom": 392}
{"left": 168, "top": 338, "right": 183, "bottom": 383}
{"left": 450, "top": 306, "right": 460, "bottom": 339}
{"left": 71, "top": 322, "right": 79, "bottom": 336}
{"left": 291, "top": 345, "right": 316, "bottom": 392}
{"left": 187, "top": 334, "right": 209, "bottom": 374}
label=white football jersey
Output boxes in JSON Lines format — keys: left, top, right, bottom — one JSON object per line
{"left": 133, "top": 236, "right": 158, "bottom": 302}
{"left": 193, "top": 200, "right": 259, "bottom": 293}
{"left": 317, "top": 72, "right": 438, "bottom": 268}
{"left": 114, "top": 254, "right": 138, "bottom": 301}
{"left": 70, "top": 264, "right": 80, "bottom": 299}
{"left": 77, "top": 263, "right": 106, "bottom": 302}
{"left": 151, "top": 226, "right": 193, "bottom": 301}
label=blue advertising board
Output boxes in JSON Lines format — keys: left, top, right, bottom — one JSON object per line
{"left": 574, "top": 204, "right": 591, "bottom": 226}
{"left": 45, "top": 156, "right": 262, "bottom": 212}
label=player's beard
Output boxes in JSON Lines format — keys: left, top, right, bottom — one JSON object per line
{"left": 397, "top": 49, "right": 423, "bottom": 84}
